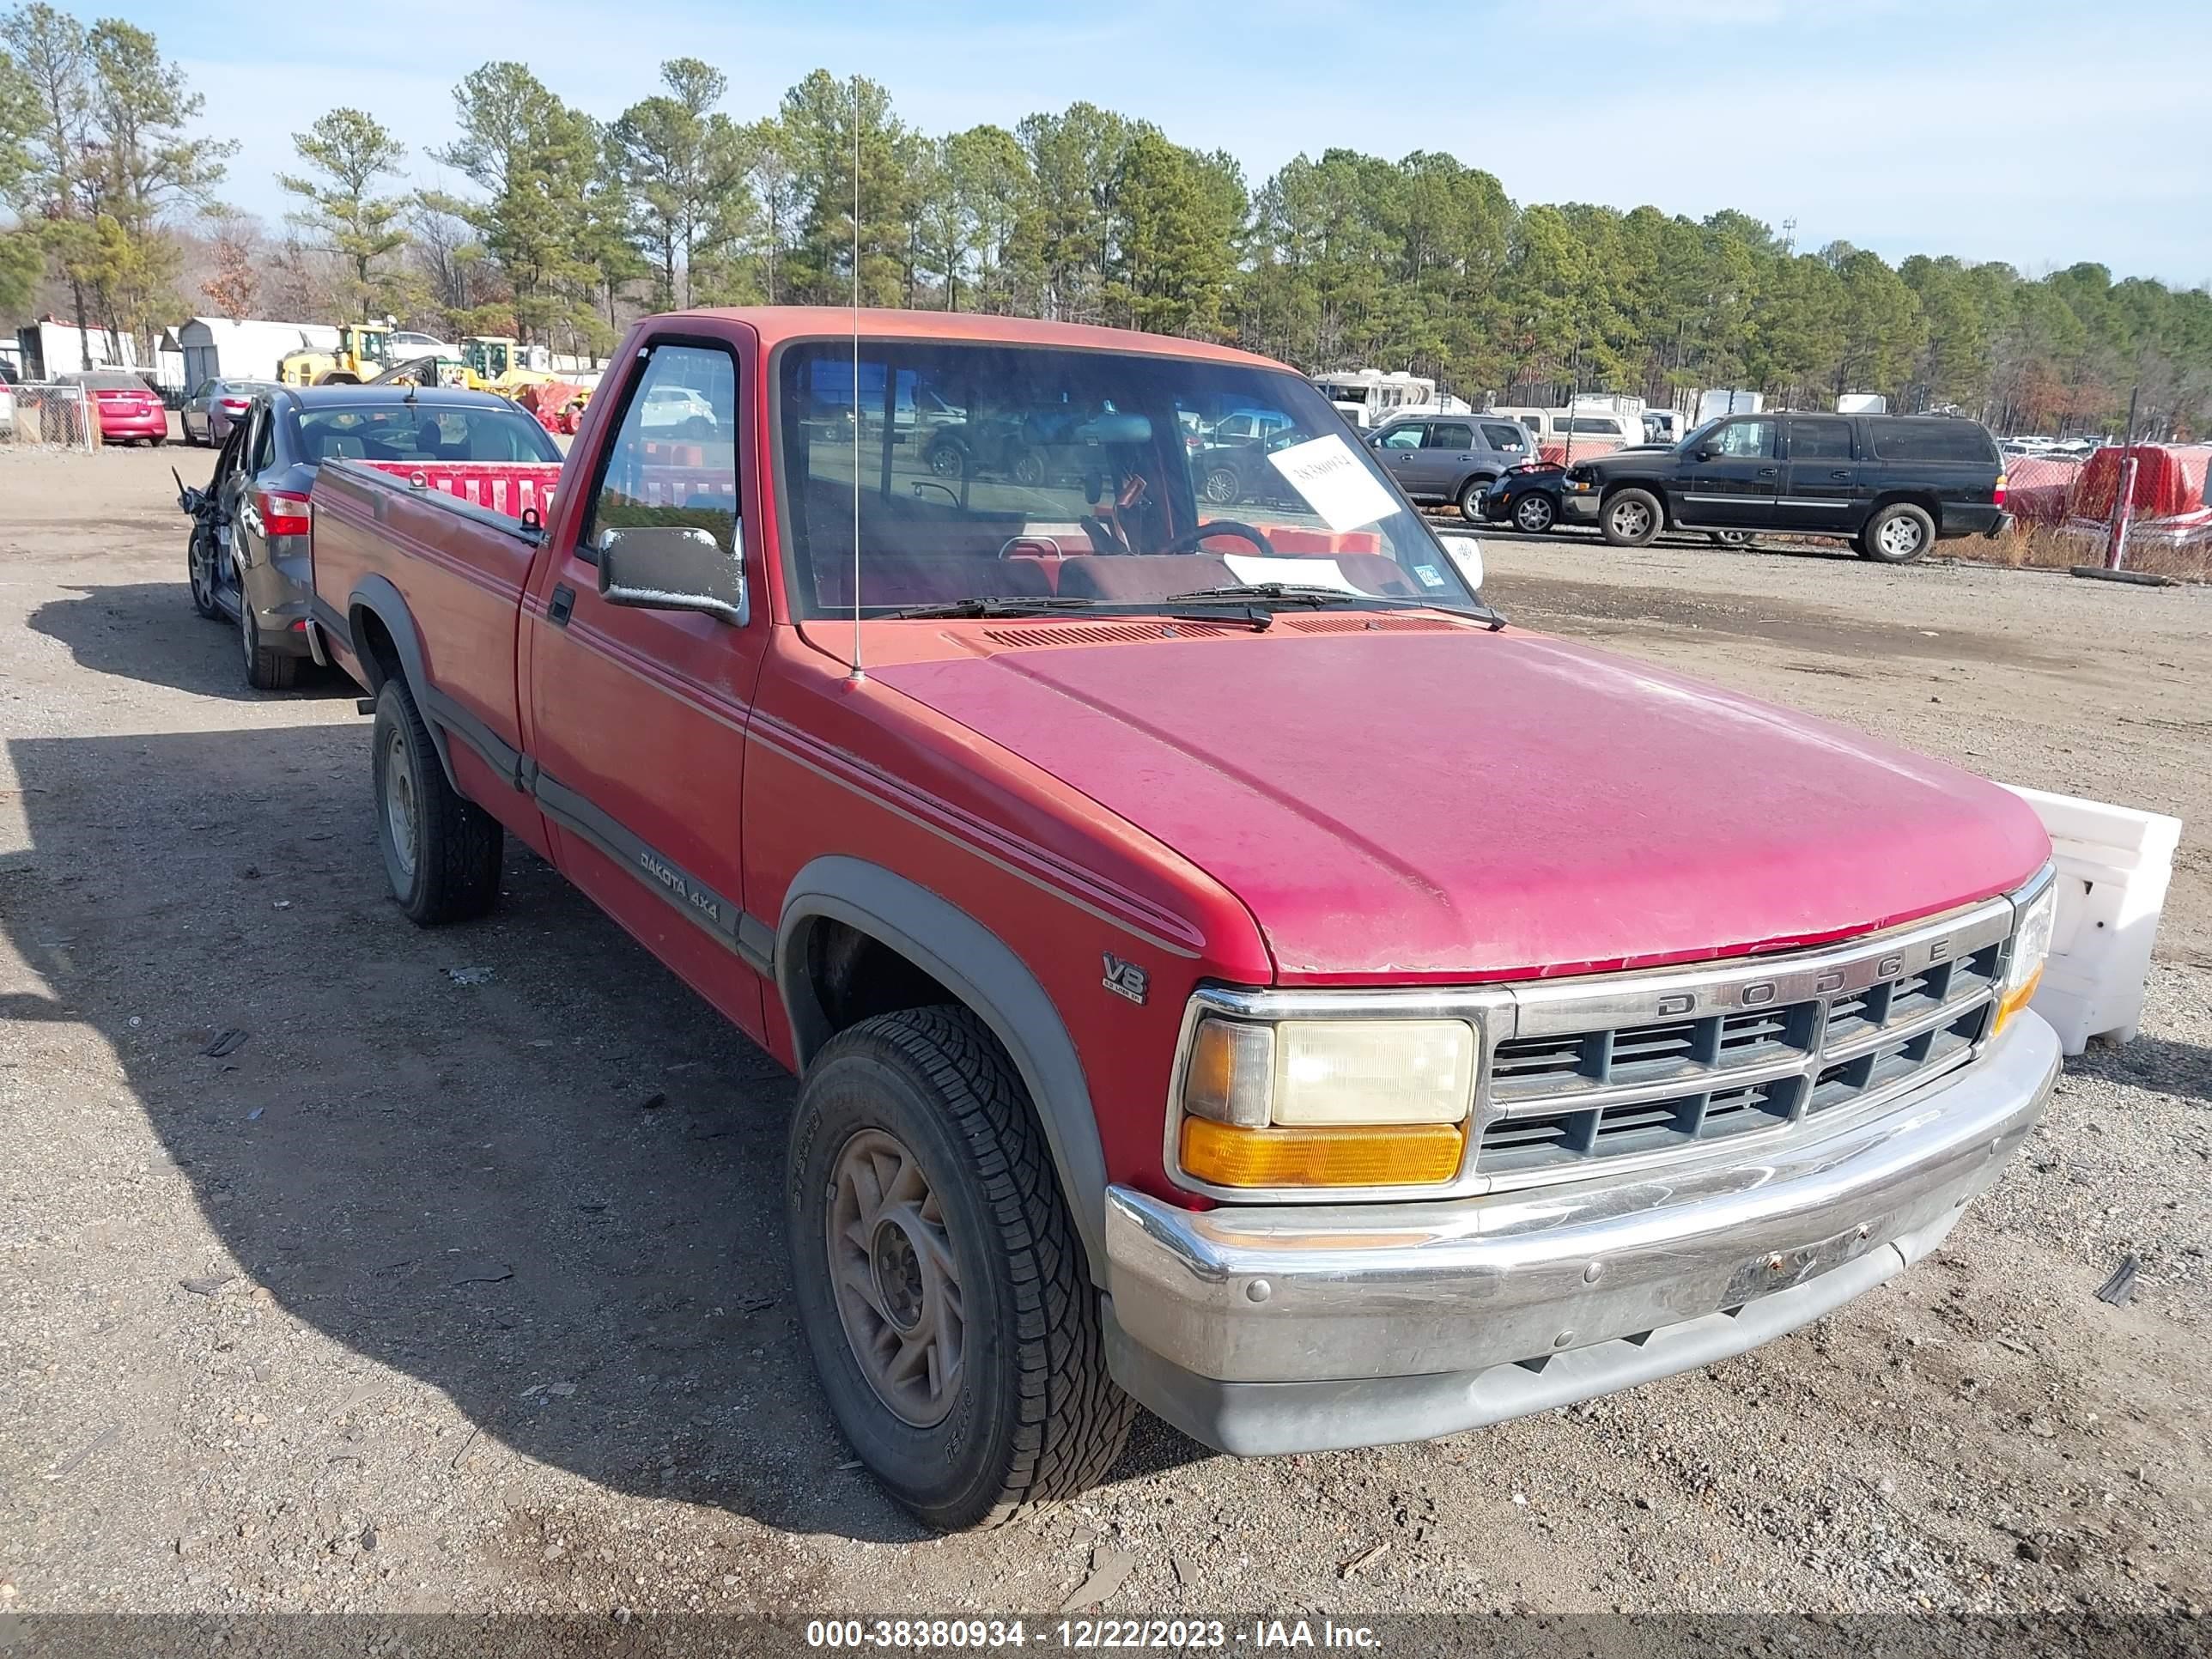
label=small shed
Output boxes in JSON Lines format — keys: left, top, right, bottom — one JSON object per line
{"left": 175, "top": 318, "right": 342, "bottom": 388}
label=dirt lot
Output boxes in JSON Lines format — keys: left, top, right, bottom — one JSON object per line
{"left": 3, "top": 443, "right": 2209, "bottom": 1626}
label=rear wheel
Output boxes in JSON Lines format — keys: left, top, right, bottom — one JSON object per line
{"left": 1512, "top": 492, "right": 1556, "bottom": 534}
{"left": 370, "top": 679, "right": 503, "bottom": 925}
{"left": 1457, "top": 475, "right": 1492, "bottom": 519}
{"left": 1201, "top": 465, "right": 1242, "bottom": 505}
{"left": 1858, "top": 502, "right": 1936, "bottom": 563}
{"left": 1710, "top": 529, "right": 1756, "bottom": 549}
{"left": 1009, "top": 447, "right": 1046, "bottom": 488}
{"left": 1601, "top": 488, "right": 1662, "bottom": 548}
{"left": 788, "top": 1006, "right": 1134, "bottom": 1530}
{"left": 240, "top": 602, "right": 299, "bottom": 690}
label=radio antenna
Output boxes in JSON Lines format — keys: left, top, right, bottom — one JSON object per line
{"left": 848, "top": 73, "right": 865, "bottom": 684}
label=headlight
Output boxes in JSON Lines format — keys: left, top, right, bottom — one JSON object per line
{"left": 1996, "top": 873, "right": 2057, "bottom": 1032}
{"left": 1177, "top": 1014, "right": 1476, "bottom": 1188}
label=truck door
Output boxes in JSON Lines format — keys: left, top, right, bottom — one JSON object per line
{"left": 1679, "top": 416, "right": 1781, "bottom": 526}
{"left": 522, "top": 331, "right": 772, "bottom": 1042}
{"left": 1780, "top": 416, "right": 1861, "bottom": 532}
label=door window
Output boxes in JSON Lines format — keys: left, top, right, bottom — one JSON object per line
{"left": 250, "top": 409, "right": 275, "bottom": 471}
{"left": 1481, "top": 423, "right": 1528, "bottom": 453}
{"left": 1425, "top": 422, "right": 1474, "bottom": 451}
{"left": 1711, "top": 419, "right": 1777, "bottom": 459}
{"left": 1787, "top": 418, "right": 1854, "bottom": 460}
{"left": 583, "top": 343, "right": 740, "bottom": 569}
{"left": 1376, "top": 423, "right": 1426, "bottom": 450}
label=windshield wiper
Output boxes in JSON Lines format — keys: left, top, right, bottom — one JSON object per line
{"left": 884, "top": 595, "right": 1104, "bottom": 620}
{"left": 1164, "top": 582, "right": 1510, "bottom": 630}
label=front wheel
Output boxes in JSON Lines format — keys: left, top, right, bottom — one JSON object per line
{"left": 1601, "top": 488, "right": 1663, "bottom": 548}
{"left": 1710, "top": 529, "right": 1756, "bottom": 549}
{"left": 1512, "top": 492, "right": 1556, "bottom": 533}
{"left": 1457, "top": 476, "right": 1492, "bottom": 519}
{"left": 1200, "top": 465, "right": 1242, "bottom": 506}
{"left": 1859, "top": 502, "right": 1936, "bottom": 563}
{"left": 188, "top": 526, "right": 222, "bottom": 620}
{"left": 371, "top": 679, "right": 503, "bottom": 925}
{"left": 787, "top": 1006, "right": 1134, "bottom": 1530}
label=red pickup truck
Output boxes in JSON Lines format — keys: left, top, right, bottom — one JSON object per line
{"left": 308, "top": 308, "right": 2062, "bottom": 1530}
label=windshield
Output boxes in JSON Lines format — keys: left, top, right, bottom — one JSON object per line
{"left": 290, "top": 400, "right": 562, "bottom": 465}
{"left": 775, "top": 340, "right": 1477, "bottom": 617}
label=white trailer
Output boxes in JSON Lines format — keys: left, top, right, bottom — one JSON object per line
{"left": 175, "top": 318, "right": 342, "bottom": 388}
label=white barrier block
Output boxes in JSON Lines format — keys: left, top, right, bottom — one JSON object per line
{"left": 1999, "top": 784, "right": 2183, "bottom": 1055}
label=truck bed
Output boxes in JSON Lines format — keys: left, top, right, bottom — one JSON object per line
{"left": 310, "top": 458, "right": 563, "bottom": 798}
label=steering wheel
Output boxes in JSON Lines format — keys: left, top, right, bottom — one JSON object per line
{"left": 1158, "top": 520, "right": 1278, "bottom": 558}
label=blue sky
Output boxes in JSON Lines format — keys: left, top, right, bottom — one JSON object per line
{"left": 137, "top": 0, "right": 2211, "bottom": 285}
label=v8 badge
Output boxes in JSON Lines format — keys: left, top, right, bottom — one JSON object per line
{"left": 1101, "top": 953, "right": 1150, "bottom": 1006}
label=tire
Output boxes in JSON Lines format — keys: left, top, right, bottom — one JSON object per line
{"left": 370, "top": 678, "right": 503, "bottom": 926}
{"left": 1710, "top": 530, "right": 1756, "bottom": 549}
{"left": 240, "top": 601, "right": 300, "bottom": 690}
{"left": 787, "top": 1005, "right": 1134, "bottom": 1531}
{"left": 1009, "top": 447, "right": 1046, "bottom": 488}
{"left": 1858, "top": 502, "right": 1936, "bottom": 563}
{"left": 1456, "top": 475, "right": 1493, "bottom": 520}
{"left": 927, "top": 441, "right": 966, "bottom": 479}
{"left": 149, "top": 433, "right": 166, "bottom": 447}
{"left": 1200, "top": 465, "right": 1242, "bottom": 506}
{"left": 187, "top": 526, "right": 222, "bottom": 620}
{"left": 1601, "top": 488, "right": 1663, "bottom": 548}
{"left": 1512, "top": 492, "right": 1556, "bottom": 534}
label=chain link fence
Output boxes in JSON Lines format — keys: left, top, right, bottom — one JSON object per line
{"left": 0, "top": 383, "right": 97, "bottom": 452}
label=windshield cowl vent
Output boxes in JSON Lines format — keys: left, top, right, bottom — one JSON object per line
{"left": 979, "top": 621, "right": 1250, "bottom": 649}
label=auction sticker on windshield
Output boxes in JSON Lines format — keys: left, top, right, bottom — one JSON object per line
{"left": 1265, "top": 433, "right": 1400, "bottom": 532}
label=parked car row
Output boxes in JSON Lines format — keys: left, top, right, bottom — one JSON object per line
{"left": 1465, "top": 411, "right": 2009, "bottom": 563}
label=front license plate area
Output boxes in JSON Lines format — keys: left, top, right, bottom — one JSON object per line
{"left": 1722, "top": 1224, "right": 1873, "bottom": 1310}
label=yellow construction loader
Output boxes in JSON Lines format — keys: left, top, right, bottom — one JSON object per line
{"left": 276, "top": 324, "right": 394, "bottom": 387}
{"left": 460, "top": 336, "right": 557, "bottom": 392}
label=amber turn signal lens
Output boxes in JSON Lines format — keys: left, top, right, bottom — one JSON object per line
{"left": 1993, "top": 965, "right": 2043, "bottom": 1034}
{"left": 1180, "top": 1116, "right": 1464, "bottom": 1188}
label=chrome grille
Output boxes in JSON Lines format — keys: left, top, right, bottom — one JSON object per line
{"left": 1475, "top": 905, "right": 2010, "bottom": 1185}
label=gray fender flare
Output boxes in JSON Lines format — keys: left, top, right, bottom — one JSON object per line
{"left": 777, "top": 855, "right": 1112, "bottom": 1282}
{"left": 347, "top": 574, "right": 459, "bottom": 792}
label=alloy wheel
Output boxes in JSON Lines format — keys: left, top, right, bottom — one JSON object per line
{"left": 826, "top": 1127, "right": 964, "bottom": 1429}
{"left": 1878, "top": 516, "right": 1923, "bottom": 557}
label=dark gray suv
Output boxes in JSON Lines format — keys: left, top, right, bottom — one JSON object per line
{"left": 1365, "top": 416, "right": 1540, "bottom": 517}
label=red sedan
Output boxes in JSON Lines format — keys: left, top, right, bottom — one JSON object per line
{"left": 72, "top": 370, "right": 168, "bottom": 447}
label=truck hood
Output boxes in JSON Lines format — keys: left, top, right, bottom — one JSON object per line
{"left": 872, "top": 627, "right": 2050, "bottom": 981}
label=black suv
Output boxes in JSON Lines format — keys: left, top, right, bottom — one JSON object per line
{"left": 1559, "top": 412, "right": 2009, "bottom": 562}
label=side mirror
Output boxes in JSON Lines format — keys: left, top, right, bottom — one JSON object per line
{"left": 1696, "top": 448, "right": 1718, "bottom": 462}
{"left": 599, "top": 524, "right": 746, "bottom": 626}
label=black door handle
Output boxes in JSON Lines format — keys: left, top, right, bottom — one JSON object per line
{"left": 548, "top": 584, "right": 574, "bottom": 627}
{"left": 1830, "top": 470, "right": 1852, "bottom": 479}
{"left": 1757, "top": 466, "right": 1778, "bottom": 477}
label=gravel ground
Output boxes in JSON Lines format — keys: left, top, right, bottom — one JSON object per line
{"left": 2, "top": 446, "right": 2208, "bottom": 1626}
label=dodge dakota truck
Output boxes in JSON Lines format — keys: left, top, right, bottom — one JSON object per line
{"left": 307, "top": 308, "right": 2061, "bottom": 1531}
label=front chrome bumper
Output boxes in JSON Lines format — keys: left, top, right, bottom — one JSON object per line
{"left": 1102, "top": 1012, "right": 2058, "bottom": 1455}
